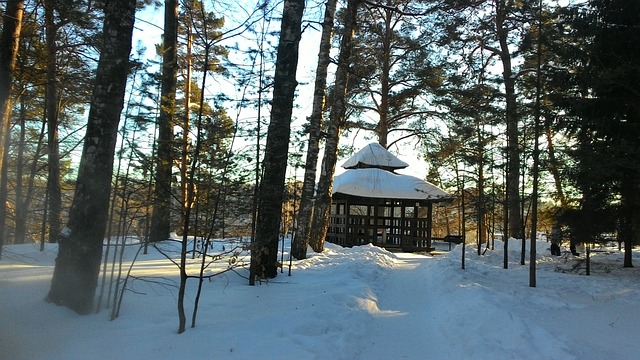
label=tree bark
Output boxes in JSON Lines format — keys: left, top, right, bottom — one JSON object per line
{"left": 0, "top": 0, "right": 25, "bottom": 255}
{"left": 496, "top": 0, "right": 521, "bottom": 240}
{"left": 621, "top": 169, "right": 636, "bottom": 268}
{"left": 377, "top": 1, "right": 392, "bottom": 148}
{"left": 476, "top": 121, "right": 484, "bottom": 255}
{"left": 180, "top": 27, "right": 192, "bottom": 235}
{"left": 46, "top": 0, "right": 136, "bottom": 314}
{"left": 45, "top": 0, "right": 63, "bottom": 244}
{"left": 543, "top": 113, "right": 566, "bottom": 207}
{"left": 0, "top": 0, "right": 24, "bottom": 175}
{"left": 150, "top": 0, "right": 179, "bottom": 243}
{"left": 291, "top": 0, "right": 337, "bottom": 260}
{"left": 14, "top": 97, "right": 44, "bottom": 245}
{"left": 309, "top": 0, "right": 362, "bottom": 253}
{"left": 0, "top": 118, "right": 10, "bottom": 251}
{"left": 252, "top": 0, "right": 305, "bottom": 280}
{"left": 14, "top": 98, "right": 27, "bottom": 244}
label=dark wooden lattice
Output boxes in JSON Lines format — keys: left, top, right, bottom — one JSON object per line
{"left": 327, "top": 193, "right": 435, "bottom": 252}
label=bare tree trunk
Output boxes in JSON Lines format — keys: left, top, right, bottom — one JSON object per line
{"left": 16, "top": 114, "right": 46, "bottom": 246}
{"left": 45, "top": 0, "right": 62, "bottom": 244}
{"left": 150, "top": 0, "right": 179, "bottom": 243}
{"left": 627, "top": 176, "right": 639, "bottom": 268}
{"left": 179, "top": 1, "right": 212, "bottom": 331}
{"left": 621, "top": 170, "right": 636, "bottom": 268}
{"left": 0, "top": 0, "right": 25, "bottom": 255}
{"left": 0, "top": 0, "right": 24, "bottom": 175}
{"left": 377, "top": 1, "right": 393, "bottom": 148}
{"left": 309, "top": 116, "right": 341, "bottom": 253}
{"left": 496, "top": 0, "right": 521, "bottom": 240}
{"left": 14, "top": 98, "right": 27, "bottom": 244}
{"left": 309, "top": 0, "right": 362, "bottom": 253}
{"left": 476, "top": 121, "right": 484, "bottom": 256}
{"left": 46, "top": 0, "right": 136, "bottom": 314}
{"left": 0, "top": 119, "right": 11, "bottom": 251}
{"left": 460, "top": 169, "right": 466, "bottom": 269}
{"left": 180, "top": 27, "right": 192, "bottom": 234}
{"left": 291, "top": 0, "right": 337, "bottom": 260}
{"left": 252, "top": 0, "right": 305, "bottom": 281}
{"left": 14, "top": 96, "right": 45, "bottom": 245}
{"left": 543, "top": 113, "right": 566, "bottom": 207}
{"left": 530, "top": 3, "right": 542, "bottom": 285}
{"left": 248, "top": 20, "right": 268, "bottom": 283}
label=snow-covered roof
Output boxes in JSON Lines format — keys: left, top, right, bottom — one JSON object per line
{"left": 332, "top": 168, "right": 452, "bottom": 201}
{"left": 341, "top": 143, "right": 409, "bottom": 170}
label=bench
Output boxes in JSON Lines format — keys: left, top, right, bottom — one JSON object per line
{"left": 433, "top": 235, "right": 464, "bottom": 251}
{"left": 442, "top": 235, "right": 463, "bottom": 244}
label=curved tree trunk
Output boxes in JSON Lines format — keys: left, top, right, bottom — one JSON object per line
{"left": 309, "top": 0, "right": 362, "bottom": 253}
{"left": 46, "top": 0, "right": 136, "bottom": 314}
{"left": 252, "top": 0, "right": 305, "bottom": 280}
{"left": 291, "top": 0, "right": 337, "bottom": 260}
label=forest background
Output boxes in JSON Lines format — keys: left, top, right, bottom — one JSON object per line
{"left": 0, "top": 0, "right": 638, "bottom": 315}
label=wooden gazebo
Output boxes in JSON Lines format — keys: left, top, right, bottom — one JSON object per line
{"left": 326, "top": 143, "right": 453, "bottom": 252}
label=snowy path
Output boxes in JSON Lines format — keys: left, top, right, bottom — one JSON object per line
{"left": 355, "top": 251, "right": 578, "bottom": 360}
{"left": 2, "top": 241, "right": 640, "bottom": 360}
{"left": 351, "top": 246, "right": 640, "bottom": 360}
{"left": 354, "top": 253, "right": 442, "bottom": 359}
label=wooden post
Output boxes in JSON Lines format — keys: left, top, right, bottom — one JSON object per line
{"left": 427, "top": 203, "right": 433, "bottom": 250}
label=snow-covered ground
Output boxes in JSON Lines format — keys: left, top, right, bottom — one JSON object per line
{"left": 1, "top": 237, "right": 639, "bottom": 360}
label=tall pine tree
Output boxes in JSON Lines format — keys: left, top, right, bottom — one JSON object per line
{"left": 568, "top": 0, "right": 640, "bottom": 267}
{"left": 46, "top": 0, "right": 136, "bottom": 314}
{"left": 251, "top": 0, "right": 305, "bottom": 280}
